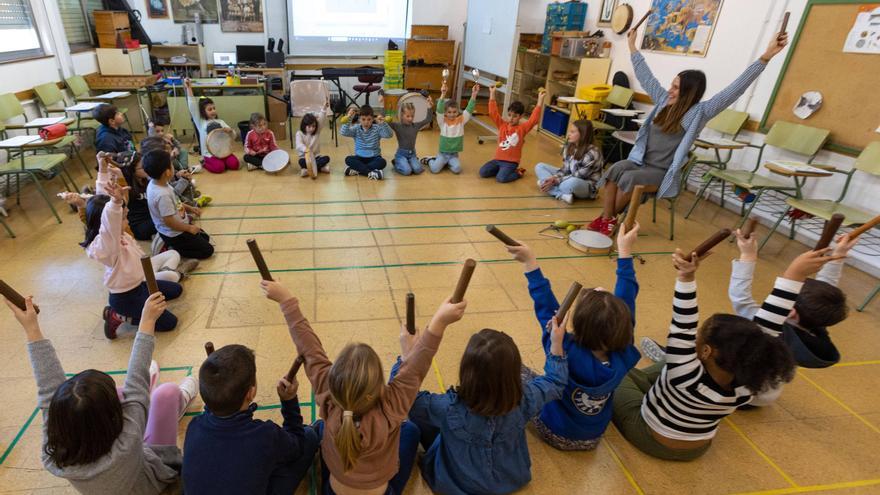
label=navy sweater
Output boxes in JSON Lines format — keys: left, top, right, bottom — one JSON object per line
{"left": 182, "top": 400, "right": 308, "bottom": 494}
{"left": 526, "top": 259, "right": 641, "bottom": 440}
{"left": 95, "top": 124, "right": 134, "bottom": 154}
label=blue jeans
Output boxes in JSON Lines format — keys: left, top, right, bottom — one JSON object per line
{"left": 315, "top": 420, "right": 420, "bottom": 495}
{"left": 429, "top": 152, "right": 461, "bottom": 174}
{"left": 107, "top": 281, "right": 182, "bottom": 332}
{"left": 393, "top": 149, "right": 423, "bottom": 175}
{"left": 268, "top": 425, "right": 320, "bottom": 495}
{"left": 479, "top": 159, "right": 520, "bottom": 183}
{"left": 534, "top": 163, "right": 597, "bottom": 199}
{"left": 345, "top": 155, "right": 387, "bottom": 174}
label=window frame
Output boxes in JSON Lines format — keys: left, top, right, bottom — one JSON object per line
{"left": 0, "top": 0, "right": 46, "bottom": 63}
{"left": 60, "top": 0, "right": 99, "bottom": 52}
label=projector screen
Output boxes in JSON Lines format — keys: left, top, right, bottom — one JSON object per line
{"left": 288, "top": 0, "right": 412, "bottom": 56}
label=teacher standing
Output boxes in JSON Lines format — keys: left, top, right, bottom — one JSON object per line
{"left": 586, "top": 26, "right": 788, "bottom": 236}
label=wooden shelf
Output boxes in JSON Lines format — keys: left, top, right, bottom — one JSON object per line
{"left": 548, "top": 104, "right": 571, "bottom": 115}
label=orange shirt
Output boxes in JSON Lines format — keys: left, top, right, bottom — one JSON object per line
{"left": 489, "top": 98, "right": 542, "bottom": 163}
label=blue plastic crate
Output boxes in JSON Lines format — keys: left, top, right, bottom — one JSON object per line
{"left": 541, "top": 106, "right": 569, "bottom": 136}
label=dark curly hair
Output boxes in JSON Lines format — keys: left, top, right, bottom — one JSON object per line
{"left": 701, "top": 314, "right": 796, "bottom": 394}
{"left": 793, "top": 279, "right": 848, "bottom": 329}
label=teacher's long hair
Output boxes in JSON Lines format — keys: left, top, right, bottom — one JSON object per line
{"left": 653, "top": 70, "right": 706, "bottom": 133}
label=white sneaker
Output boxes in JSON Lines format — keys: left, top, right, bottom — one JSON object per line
{"left": 320, "top": 165, "right": 330, "bottom": 174}
{"left": 367, "top": 170, "right": 384, "bottom": 181}
{"left": 537, "top": 179, "right": 544, "bottom": 188}
{"left": 560, "top": 193, "right": 574, "bottom": 205}
{"left": 177, "top": 376, "right": 199, "bottom": 419}
{"left": 149, "top": 360, "right": 159, "bottom": 392}
{"left": 300, "top": 168, "right": 309, "bottom": 177}
{"left": 247, "top": 163, "right": 258, "bottom": 172}
{"left": 640, "top": 337, "right": 667, "bottom": 363}
{"left": 150, "top": 235, "right": 165, "bottom": 256}
{"left": 190, "top": 165, "right": 203, "bottom": 174}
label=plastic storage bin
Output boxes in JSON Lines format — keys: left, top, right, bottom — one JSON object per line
{"left": 542, "top": 105, "right": 570, "bottom": 137}
{"left": 578, "top": 84, "right": 612, "bottom": 102}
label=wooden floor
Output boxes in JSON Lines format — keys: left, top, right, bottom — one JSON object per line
{"left": 1, "top": 123, "right": 879, "bottom": 495}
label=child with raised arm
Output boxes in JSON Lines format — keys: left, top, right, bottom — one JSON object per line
{"left": 507, "top": 224, "right": 641, "bottom": 451}
{"left": 423, "top": 82, "right": 478, "bottom": 174}
{"left": 478, "top": 87, "right": 546, "bottom": 183}
{"left": 183, "top": 78, "right": 240, "bottom": 173}
{"left": 295, "top": 110, "right": 331, "bottom": 177}
{"left": 388, "top": 96, "right": 433, "bottom": 175}
{"left": 612, "top": 248, "right": 838, "bottom": 460}
{"left": 340, "top": 105, "right": 394, "bottom": 180}
{"left": 262, "top": 278, "right": 466, "bottom": 495}
{"left": 6, "top": 293, "right": 197, "bottom": 494}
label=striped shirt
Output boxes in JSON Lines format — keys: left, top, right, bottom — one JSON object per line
{"left": 627, "top": 52, "right": 767, "bottom": 199}
{"left": 641, "top": 277, "right": 802, "bottom": 441}
{"left": 340, "top": 121, "right": 393, "bottom": 158}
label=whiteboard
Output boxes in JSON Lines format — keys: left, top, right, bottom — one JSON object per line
{"left": 463, "top": 0, "right": 521, "bottom": 78}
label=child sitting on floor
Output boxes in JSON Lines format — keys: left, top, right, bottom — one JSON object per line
{"left": 183, "top": 344, "right": 319, "bottom": 494}
{"left": 507, "top": 223, "right": 641, "bottom": 451}
{"left": 402, "top": 307, "right": 567, "bottom": 494}
{"left": 534, "top": 120, "right": 604, "bottom": 204}
{"left": 262, "top": 278, "right": 466, "bottom": 495}
{"left": 340, "top": 105, "right": 393, "bottom": 180}
{"left": 94, "top": 104, "right": 135, "bottom": 160}
{"left": 244, "top": 112, "right": 279, "bottom": 172}
{"left": 6, "top": 293, "right": 198, "bottom": 494}
{"left": 479, "top": 87, "right": 546, "bottom": 183}
{"left": 295, "top": 112, "right": 331, "bottom": 177}
{"left": 143, "top": 150, "right": 214, "bottom": 260}
{"left": 140, "top": 136, "right": 206, "bottom": 208}
{"left": 388, "top": 97, "right": 433, "bottom": 175}
{"left": 422, "top": 82, "right": 478, "bottom": 174}
{"left": 147, "top": 118, "right": 194, "bottom": 173}
{"left": 183, "top": 78, "right": 240, "bottom": 173}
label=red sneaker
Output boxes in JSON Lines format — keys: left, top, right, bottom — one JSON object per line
{"left": 600, "top": 217, "right": 618, "bottom": 237}
{"left": 103, "top": 306, "right": 123, "bottom": 340}
{"left": 586, "top": 216, "right": 606, "bottom": 232}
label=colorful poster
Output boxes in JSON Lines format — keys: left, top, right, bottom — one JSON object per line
{"left": 171, "top": 0, "right": 219, "bottom": 24}
{"left": 640, "top": 0, "right": 724, "bottom": 57}
{"left": 843, "top": 5, "right": 880, "bottom": 54}
{"left": 147, "top": 0, "right": 170, "bottom": 18}
{"left": 220, "top": 0, "right": 265, "bottom": 33}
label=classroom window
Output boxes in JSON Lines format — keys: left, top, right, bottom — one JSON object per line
{"left": 0, "top": 0, "right": 44, "bottom": 62}
{"left": 59, "top": 0, "right": 104, "bottom": 50}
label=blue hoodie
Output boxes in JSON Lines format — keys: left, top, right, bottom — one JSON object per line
{"left": 95, "top": 124, "right": 134, "bottom": 155}
{"left": 525, "top": 258, "right": 641, "bottom": 441}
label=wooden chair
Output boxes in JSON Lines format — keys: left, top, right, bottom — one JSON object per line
{"left": 0, "top": 92, "right": 91, "bottom": 180}
{"left": 0, "top": 128, "right": 72, "bottom": 224}
{"left": 685, "top": 121, "right": 830, "bottom": 230}
{"left": 689, "top": 109, "right": 749, "bottom": 180}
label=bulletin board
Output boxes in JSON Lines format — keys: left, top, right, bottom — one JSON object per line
{"left": 761, "top": 0, "right": 880, "bottom": 153}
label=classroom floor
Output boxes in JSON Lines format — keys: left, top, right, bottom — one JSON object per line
{"left": 1, "top": 121, "right": 880, "bottom": 495}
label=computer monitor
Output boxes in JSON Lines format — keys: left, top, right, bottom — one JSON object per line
{"left": 236, "top": 45, "right": 265, "bottom": 65}
{"left": 213, "top": 52, "right": 237, "bottom": 66}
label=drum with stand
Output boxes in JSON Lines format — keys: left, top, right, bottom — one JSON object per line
{"left": 262, "top": 149, "right": 290, "bottom": 173}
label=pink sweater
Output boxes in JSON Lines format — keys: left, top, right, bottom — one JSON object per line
{"left": 86, "top": 199, "right": 146, "bottom": 294}
{"left": 245, "top": 129, "right": 278, "bottom": 156}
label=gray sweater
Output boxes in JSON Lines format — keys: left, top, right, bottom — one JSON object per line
{"left": 388, "top": 109, "right": 434, "bottom": 151}
{"left": 28, "top": 333, "right": 180, "bottom": 494}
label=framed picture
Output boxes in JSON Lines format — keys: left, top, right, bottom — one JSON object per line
{"left": 147, "top": 0, "right": 170, "bottom": 18}
{"left": 220, "top": 0, "right": 265, "bottom": 33}
{"left": 640, "top": 0, "right": 724, "bottom": 57}
{"left": 170, "top": 0, "right": 219, "bottom": 24}
{"left": 598, "top": 0, "right": 618, "bottom": 26}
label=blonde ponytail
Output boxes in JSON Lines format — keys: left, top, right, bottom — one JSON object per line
{"left": 328, "top": 343, "right": 384, "bottom": 472}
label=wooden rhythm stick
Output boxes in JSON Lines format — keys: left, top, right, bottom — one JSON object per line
{"left": 780, "top": 11, "right": 790, "bottom": 34}
{"left": 0, "top": 279, "right": 40, "bottom": 314}
{"left": 246, "top": 238, "right": 274, "bottom": 281}
{"left": 848, "top": 214, "right": 880, "bottom": 239}
{"left": 285, "top": 355, "right": 306, "bottom": 383}
{"left": 631, "top": 9, "right": 653, "bottom": 31}
{"left": 451, "top": 259, "right": 477, "bottom": 303}
{"left": 204, "top": 342, "right": 215, "bottom": 356}
{"left": 556, "top": 281, "right": 583, "bottom": 323}
{"left": 406, "top": 292, "right": 416, "bottom": 335}
{"left": 684, "top": 228, "right": 732, "bottom": 261}
{"left": 623, "top": 185, "right": 646, "bottom": 232}
{"left": 814, "top": 213, "right": 845, "bottom": 250}
{"left": 741, "top": 218, "right": 759, "bottom": 239}
{"left": 140, "top": 256, "right": 159, "bottom": 295}
{"left": 485, "top": 225, "right": 521, "bottom": 246}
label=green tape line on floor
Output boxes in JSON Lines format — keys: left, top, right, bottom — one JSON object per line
{"left": 211, "top": 220, "right": 587, "bottom": 236}
{"left": 191, "top": 252, "right": 675, "bottom": 276}
{"left": 210, "top": 194, "right": 553, "bottom": 207}
{"left": 199, "top": 205, "right": 600, "bottom": 222}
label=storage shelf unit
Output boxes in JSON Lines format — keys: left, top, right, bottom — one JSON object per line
{"left": 404, "top": 25, "right": 456, "bottom": 95}
{"left": 149, "top": 44, "right": 207, "bottom": 77}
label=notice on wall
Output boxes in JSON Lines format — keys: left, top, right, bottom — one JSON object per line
{"left": 843, "top": 5, "right": 880, "bottom": 54}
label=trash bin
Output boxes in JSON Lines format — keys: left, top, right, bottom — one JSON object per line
{"left": 576, "top": 84, "right": 613, "bottom": 120}
{"left": 238, "top": 121, "right": 250, "bottom": 143}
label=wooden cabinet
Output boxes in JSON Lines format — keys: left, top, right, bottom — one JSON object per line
{"left": 404, "top": 66, "right": 445, "bottom": 92}
{"left": 93, "top": 11, "right": 130, "bottom": 48}
{"left": 403, "top": 26, "right": 456, "bottom": 94}
{"left": 411, "top": 25, "right": 448, "bottom": 39}
{"left": 96, "top": 47, "right": 150, "bottom": 76}
{"left": 405, "top": 39, "right": 455, "bottom": 65}
{"left": 150, "top": 44, "right": 207, "bottom": 77}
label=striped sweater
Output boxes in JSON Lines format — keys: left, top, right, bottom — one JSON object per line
{"left": 641, "top": 277, "right": 802, "bottom": 441}
{"left": 340, "top": 121, "right": 393, "bottom": 158}
{"left": 436, "top": 97, "right": 476, "bottom": 154}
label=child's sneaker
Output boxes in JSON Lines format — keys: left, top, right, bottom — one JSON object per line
{"left": 560, "top": 193, "right": 574, "bottom": 205}
{"left": 640, "top": 337, "right": 667, "bottom": 363}
{"left": 420, "top": 156, "right": 433, "bottom": 167}
{"left": 195, "top": 195, "right": 213, "bottom": 208}
{"left": 177, "top": 376, "right": 199, "bottom": 419}
{"left": 246, "top": 163, "right": 258, "bottom": 172}
{"left": 367, "top": 170, "right": 384, "bottom": 181}
{"left": 586, "top": 216, "right": 605, "bottom": 232}
{"left": 176, "top": 259, "right": 200, "bottom": 280}
{"left": 344, "top": 167, "right": 359, "bottom": 176}
{"left": 190, "top": 165, "right": 203, "bottom": 174}
{"left": 320, "top": 165, "right": 330, "bottom": 174}
{"left": 300, "top": 168, "right": 309, "bottom": 177}
{"left": 517, "top": 167, "right": 526, "bottom": 177}
{"left": 103, "top": 306, "right": 123, "bottom": 340}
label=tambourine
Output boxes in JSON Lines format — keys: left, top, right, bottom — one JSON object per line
{"left": 206, "top": 128, "right": 233, "bottom": 158}
{"left": 568, "top": 230, "right": 613, "bottom": 254}
{"left": 262, "top": 149, "right": 290, "bottom": 173}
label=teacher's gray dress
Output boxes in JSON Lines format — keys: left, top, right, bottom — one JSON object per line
{"left": 602, "top": 124, "right": 685, "bottom": 192}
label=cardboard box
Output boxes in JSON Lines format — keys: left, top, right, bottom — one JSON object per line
{"left": 267, "top": 96, "right": 288, "bottom": 123}
{"left": 269, "top": 121, "right": 287, "bottom": 141}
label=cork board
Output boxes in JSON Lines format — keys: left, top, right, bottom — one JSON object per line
{"left": 761, "top": 1, "right": 880, "bottom": 153}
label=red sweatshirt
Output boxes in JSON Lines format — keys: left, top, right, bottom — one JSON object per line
{"left": 245, "top": 129, "right": 278, "bottom": 156}
{"left": 489, "top": 98, "right": 542, "bottom": 164}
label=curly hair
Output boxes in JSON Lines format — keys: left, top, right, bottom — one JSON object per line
{"left": 701, "top": 314, "right": 796, "bottom": 394}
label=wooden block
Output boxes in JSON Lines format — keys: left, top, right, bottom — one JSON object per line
{"left": 405, "top": 39, "right": 455, "bottom": 65}
{"left": 93, "top": 11, "right": 130, "bottom": 33}
{"left": 411, "top": 25, "right": 449, "bottom": 39}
